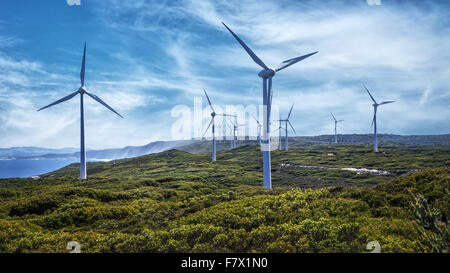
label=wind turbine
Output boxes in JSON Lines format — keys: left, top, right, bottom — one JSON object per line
{"left": 272, "top": 119, "right": 285, "bottom": 151}
{"left": 252, "top": 114, "right": 262, "bottom": 145}
{"left": 276, "top": 104, "right": 296, "bottom": 151}
{"left": 222, "top": 22, "right": 317, "bottom": 189}
{"left": 363, "top": 84, "right": 395, "bottom": 152}
{"left": 228, "top": 119, "right": 244, "bottom": 149}
{"left": 203, "top": 88, "right": 235, "bottom": 161}
{"left": 331, "top": 113, "right": 343, "bottom": 144}
{"left": 38, "top": 42, "right": 123, "bottom": 179}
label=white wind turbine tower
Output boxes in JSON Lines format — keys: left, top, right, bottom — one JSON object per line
{"left": 363, "top": 84, "right": 395, "bottom": 152}
{"left": 227, "top": 119, "right": 244, "bottom": 149}
{"left": 273, "top": 117, "right": 285, "bottom": 151}
{"left": 331, "top": 113, "right": 343, "bottom": 144}
{"left": 222, "top": 22, "right": 317, "bottom": 189}
{"left": 276, "top": 104, "right": 296, "bottom": 151}
{"left": 203, "top": 88, "right": 235, "bottom": 161}
{"left": 252, "top": 114, "right": 262, "bottom": 145}
{"left": 38, "top": 42, "right": 123, "bottom": 179}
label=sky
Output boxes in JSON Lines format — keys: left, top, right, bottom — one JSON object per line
{"left": 0, "top": 0, "right": 449, "bottom": 149}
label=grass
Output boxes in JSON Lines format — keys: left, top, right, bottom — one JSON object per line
{"left": 0, "top": 142, "right": 448, "bottom": 253}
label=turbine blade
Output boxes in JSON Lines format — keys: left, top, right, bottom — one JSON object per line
{"left": 217, "top": 113, "right": 236, "bottom": 117}
{"left": 363, "top": 83, "right": 377, "bottom": 104}
{"left": 287, "top": 104, "right": 294, "bottom": 120}
{"left": 267, "top": 77, "right": 273, "bottom": 121}
{"left": 37, "top": 91, "right": 79, "bottom": 111}
{"left": 252, "top": 114, "right": 261, "bottom": 126}
{"left": 331, "top": 113, "right": 337, "bottom": 121}
{"left": 338, "top": 120, "right": 344, "bottom": 122}
{"left": 222, "top": 22, "right": 268, "bottom": 70}
{"left": 269, "top": 80, "right": 273, "bottom": 106}
{"left": 288, "top": 120, "right": 296, "bottom": 135}
{"left": 275, "top": 51, "right": 318, "bottom": 72}
{"left": 80, "top": 42, "right": 86, "bottom": 86}
{"left": 203, "top": 118, "right": 213, "bottom": 137}
{"left": 85, "top": 92, "right": 124, "bottom": 118}
{"left": 371, "top": 108, "right": 377, "bottom": 128}
{"left": 379, "top": 101, "right": 395, "bottom": 105}
{"left": 203, "top": 88, "right": 215, "bottom": 113}
{"left": 226, "top": 122, "right": 233, "bottom": 131}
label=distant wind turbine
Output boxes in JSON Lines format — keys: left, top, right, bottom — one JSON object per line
{"left": 276, "top": 104, "right": 296, "bottom": 151}
{"left": 38, "top": 43, "right": 123, "bottom": 179}
{"left": 363, "top": 84, "right": 395, "bottom": 152}
{"left": 252, "top": 114, "right": 262, "bottom": 145}
{"left": 227, "top": 119, "right": 244, "bottom": 149}
{"left": 222, "top": 22, "right": 317, "bottom": 189}
{"left": 331, "top": 113, "right": 343, "bottom": 144}
{"left": 273, "top": 119, "right": 285, "bottom": 151}
{"left": 203, "top": 88, "right": 235, "bottom": 161}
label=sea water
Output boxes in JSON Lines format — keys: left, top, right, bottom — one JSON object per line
{"left": 0, "top": 158, "right": 108, "bottom": 178}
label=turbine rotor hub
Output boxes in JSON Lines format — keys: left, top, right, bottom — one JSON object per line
{"left": 79, "top": 86, "right": 87, "bottom": 94}
{"left": 211, "top": 112, "right": 216, "bottom": 117}
{"left": 258, "top": 68, "right": 275, "bottom": 78}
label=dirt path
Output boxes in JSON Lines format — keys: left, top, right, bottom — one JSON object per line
{"left": 278, "top": 163, "right": 392, "bottom": 175}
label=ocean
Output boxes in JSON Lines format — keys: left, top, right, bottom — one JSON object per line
{"left": 0, "top": 159, "right": 107, "bottom": 178}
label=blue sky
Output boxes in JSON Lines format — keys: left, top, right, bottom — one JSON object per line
{"left": 0, "top": 0, "right": 449, "bottom": 149}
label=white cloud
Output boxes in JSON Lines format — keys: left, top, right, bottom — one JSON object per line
{"left": 1, "top": 0, "right": 449, "bottom": 149}
{"left": 0, "top": 35, "right": 23, "bottom": 48}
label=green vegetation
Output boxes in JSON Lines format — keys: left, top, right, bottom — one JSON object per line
{"left": 0, "top": 143, "right": 448, "bottom": 253}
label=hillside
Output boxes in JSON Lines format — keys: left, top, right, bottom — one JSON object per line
{"left": 2, "top": 134, "right": 449, "bottom": 160}
{"left": 0, "top": 143, "right": 448, "bottom": 253}
{"left": 290, "top": 134, "right": 450, "bottom": 145}
{"left": 0, "top": 147, "right": 78, "bottom": 159}
{"left": 3, "top": 140, "right": 192, "bottom": 160}
{"left": 38, "top": 143, "right": 450, "bottom": 187}
{"left": 178, "top": 134, "right": 450, "bottom": 154}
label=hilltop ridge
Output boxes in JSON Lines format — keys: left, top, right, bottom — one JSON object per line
{"left": 2, "top": 134, "right": 448, "bottom": 161}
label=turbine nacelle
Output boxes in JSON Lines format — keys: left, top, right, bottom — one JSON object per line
{"left": 211, "top": 112, "right": 216, "bottom": 118}
{"left": 78, "top": 86, "right": 87, "bottom": 94}
{"left": 258, "top": 68, "right": 275, "bottom": 78}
